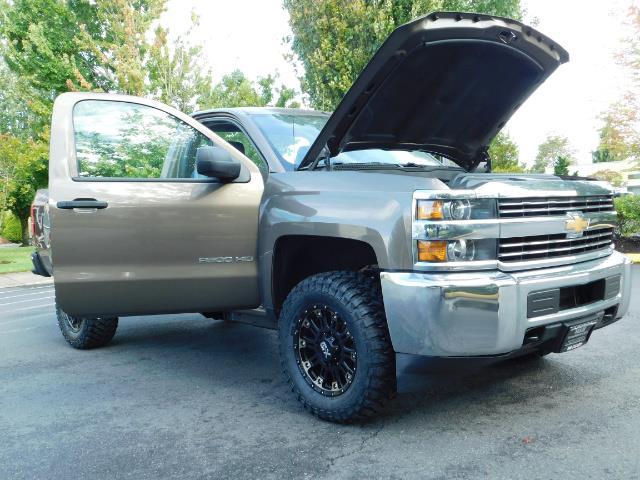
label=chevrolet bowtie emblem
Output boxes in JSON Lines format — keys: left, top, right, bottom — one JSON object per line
{"left": 565, "top": 212, "right": 590, "bottom": 238}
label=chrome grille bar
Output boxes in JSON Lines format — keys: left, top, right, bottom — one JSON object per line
{"left": 499, "top": 195, "right": 614, "bottom": 217}
{"left": 499, "top": 227, "right": 614, "bottom": 262}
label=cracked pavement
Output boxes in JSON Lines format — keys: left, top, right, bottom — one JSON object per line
{"left": 1, "top": 268, "right": 639, "bottom": 479}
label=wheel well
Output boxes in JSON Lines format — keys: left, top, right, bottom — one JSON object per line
{"left": 272, "top": 235, "right": 378, "bottom": 313}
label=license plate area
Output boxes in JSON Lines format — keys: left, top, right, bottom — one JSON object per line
{"left": 558, "top": 316, "right": 601, "bottom": 353}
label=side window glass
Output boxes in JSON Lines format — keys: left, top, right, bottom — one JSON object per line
{"left": 74, "top": 100, "right": 212, "bottom": 180}
{"left": 210, "top": 123, "right": 266, "bottom": 171}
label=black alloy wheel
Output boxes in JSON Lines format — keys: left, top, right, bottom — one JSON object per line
{"left": 279, "top": 271, "right": 396, "bottom": 423}
{"left": 294, "top": 304, "right": 357, "bottom": 396}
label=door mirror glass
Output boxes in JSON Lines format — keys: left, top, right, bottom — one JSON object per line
{"left": 196, "top": 146, "right": 241, "bottom": 181}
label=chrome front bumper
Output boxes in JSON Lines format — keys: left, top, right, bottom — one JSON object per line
{"left": 380, "top": 251, "right": 632, "bottom": 357}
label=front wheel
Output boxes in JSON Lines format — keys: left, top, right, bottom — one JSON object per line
{"left": 56, "top": 303, "right": 118, "bottom": 349}
{"left": 278, "top": 271, "right": 396, "bottom": 423}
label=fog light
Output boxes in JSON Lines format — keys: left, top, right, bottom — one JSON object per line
{"left": 417, "top": 240, "right": 447, "bottom": 262}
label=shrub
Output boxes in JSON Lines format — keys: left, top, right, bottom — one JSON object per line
{"left": 1, "top": 212, "right": 23, "bottom": 243}
{"left": 614, "top": 194, "right": 640, "bottom": 237}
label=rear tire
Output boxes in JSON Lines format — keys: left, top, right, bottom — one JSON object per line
{"left": 56, "top": 303, "right": 118, "bottom": 349}
{"left": 278, "top": 271, "right": 396, "bottom": 423}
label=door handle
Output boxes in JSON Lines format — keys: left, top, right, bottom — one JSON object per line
{"left": 57, "top": 199, "right": 108, "bottom": 210}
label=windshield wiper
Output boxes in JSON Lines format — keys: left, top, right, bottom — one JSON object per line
{"left": 332, "top": 162, "right": 461, "bottom": 171}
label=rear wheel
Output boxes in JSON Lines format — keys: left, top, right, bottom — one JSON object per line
{"left": 56, "top": 303, "right": 118, "bottom": 349}
{"left": 278, "top": 271, "right": 396, "bottom": 423}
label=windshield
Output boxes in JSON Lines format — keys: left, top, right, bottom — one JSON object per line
{"left": 251, "top": 113, "right": 457, "bottom": 171}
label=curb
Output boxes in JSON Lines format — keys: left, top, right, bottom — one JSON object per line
{"left": 0, "top": 271, "right": 53, "bottom": 289}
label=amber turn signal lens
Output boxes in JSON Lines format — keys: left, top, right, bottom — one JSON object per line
{"left": 417, "top": 200, "right": 444, "bottom": 220}
{"left": 417, "top": 240, "right": 447, "bottom": 262}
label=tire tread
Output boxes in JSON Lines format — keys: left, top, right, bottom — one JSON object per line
{"left": 279, "top": 271, "right": 395, "bottom": 423}
{"left": 56, "top": 304, "right": 118, "bottom": 349}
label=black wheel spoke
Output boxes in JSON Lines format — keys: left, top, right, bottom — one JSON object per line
{"left": 330, "top": 365, "right": 343, "bottom": 388}
{"left": 295, "top": 304, "right": 356, "bottom": 396}
{"left": 301, "top": 334, "right": 316, "bottom": 344}
{"left": 339, "top": 361, "right": 355, "bottom": 375}
{"left": 316, "top": 309, "right": 328, "bottom": 330}
{"left": 308, "top": 316, "right": 321, "bottom": 333}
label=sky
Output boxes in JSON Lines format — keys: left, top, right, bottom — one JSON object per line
{"left": 161, "top": 0, "right": 636, "bottom": 167}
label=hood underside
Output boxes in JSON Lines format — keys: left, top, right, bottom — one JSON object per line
{"left": 298, "top": 12, "right": 569, "bottom": 171}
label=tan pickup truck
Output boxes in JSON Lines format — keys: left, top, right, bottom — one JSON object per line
{"left": 31, "top": 12, "right": 631, "bottom": 422}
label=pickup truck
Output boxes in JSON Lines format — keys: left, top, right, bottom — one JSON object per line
{"left": 31, "top": 12, "right": 631, "bottom": 422}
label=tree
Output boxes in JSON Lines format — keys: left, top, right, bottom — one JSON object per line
{"left": 146, "top": 13, "right": 214, "bottom": 113}
{"left": 531, "top": 135, "right": 575, "bottom": 173}
{"left": 284, "top": 0, "right": 522, "bottom": 110}
{"left": 0, "top": 134, "right": 48, "bottom": 244}
{"left": 592, "top": 95, "right": 638, "bottom": 163}
{"left": 594, "top": 6, "right": 640, "bottom": 164}
{"left": 590, "top": 169, "right": 624, "bottom": 187}
{"left": 488, "top": 131, "right": 524, "bottom": 172}
{"left": 553, "top": 155, "right": 570, "bottom": 176}
{"left": 619, "top": 5, "right": 640, "bottom": 88}
{"left": 0, "top": 58, "right": 45, "bottom": 138}
{"left": 200, "top": 70, "right": 299, "bottom": 109}
{"left": 1, "top": 0, "right": 166, "bottom": 123}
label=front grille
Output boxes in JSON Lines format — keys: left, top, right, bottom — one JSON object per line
{"left": 499, "top": 227, "right": 614, "bottom": 262}
{"left": 498, "top": 195, "right": 614, "bottom": 218}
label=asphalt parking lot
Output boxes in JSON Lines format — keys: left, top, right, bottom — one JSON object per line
{"left": 1, "top": 269, "right": 639, "bottom": 480}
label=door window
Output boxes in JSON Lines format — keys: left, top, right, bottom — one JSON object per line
{"left": 208, "top": 121, "right": 267, "bottom": 171}
{"left": 73, "top": 100, "right": 212, "bottom": 180}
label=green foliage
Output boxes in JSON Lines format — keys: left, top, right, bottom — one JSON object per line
{"left": 615, "top": 194, "right": 640, "bottom": 237}
{"left": 147, "top": 14, "right": 213, "bottom": 113}
{"left": 0, "top": 58, "right": 45, "bottom": 138}
{"left": 0, "top": 133, "right": 48, "bottom": 243}
{"left": 200, "top": 70, "right": 299, "bottom": 109}
{"left": 591, "top": 148, "right": 615, "bottom": 163}
{"left": 1, "top": 211, "right": 23, "bottom": 243}
{"left": 489, "top": 131, "right": 524, "bottom": 172}
{"left": 594, "top": 7, "right": 640, "bottom": 166}
{"left": 590, "top": 169, "right": 624, "bottom": 187}
{"left": 593, "top": 97, "right": 638, "bottom": 162}
{"left": 553, "top": 155, "right": 571, "bottom": 176}
{"left": 1, "top": 0, "right": 165, "bottom": 97}
{"left": 284, "top": 0, "right": 522, "bottom": 110}
{"left": 531, "top": 135, "right": 575, "bottom": 173}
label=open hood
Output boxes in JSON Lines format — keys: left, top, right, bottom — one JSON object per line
{"left": 297, "top": 12, "right": 568, "bottom": 171}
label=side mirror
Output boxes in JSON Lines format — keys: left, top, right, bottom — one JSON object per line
{"left": 196, "top": 146, "right": 241, "bottom": 182}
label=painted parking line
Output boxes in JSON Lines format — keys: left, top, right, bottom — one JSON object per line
{"left": 0, "top": 300, "right": 55, "bottom": 314}
{"left": 0, "top": 325, "right": 42, "bottom": 335}
{"left": 0, "top": 284, "right": 54, "bottom": 295}
{"left": 0, "top": 289, "right": 55, "bottom": 301}
{"left": 0, "top": 295, "right": 55, "bottom": 307}
{"left": 0, "top": 310, "right": 56, "bottom": 326}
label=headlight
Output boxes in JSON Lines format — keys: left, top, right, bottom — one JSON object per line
{"left": 417, "top": 239, "right": 496, "bottom": 262}
{"left": 416, "top": 198, "right": 496, "bottom": 220}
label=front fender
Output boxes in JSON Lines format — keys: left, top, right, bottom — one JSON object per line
{"left": 258, "top": 171, "right": 447, "bottom": 311}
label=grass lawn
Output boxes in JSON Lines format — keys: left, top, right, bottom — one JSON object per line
{"left": 626, "top": 253, "right": 640, "bottom": 263}
{"left": 0, "top": 246, "right": 34, "bottom": 274}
